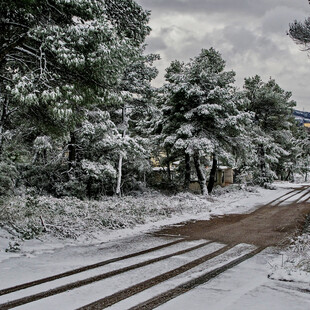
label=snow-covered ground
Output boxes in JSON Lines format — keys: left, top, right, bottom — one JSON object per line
{"left": 158, "top": 248, "right": 310, "bottom": 310}
{"left": 0, "top": 183, "right": 309, "bottom": 309}
{"left": 0, "top": 184, "right": 291, "bottom": 260}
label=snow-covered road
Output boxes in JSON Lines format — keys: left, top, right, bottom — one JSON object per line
{"left": 0, "top": 184, "right": 310, "bottom": 309}
{"left": 0, "top": 237, "right": 261, "bottom": 309}
{"left": 158, "top": 249, "right": 310, "bottom": 310}
{"left": 1, "top": 235, "right": 309, "bottom": 310}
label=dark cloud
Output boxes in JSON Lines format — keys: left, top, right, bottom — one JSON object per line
{"left": 145, "top": 36, "right": 168, "bottom": 53}
{"left": 139, "top": 0, "right": 309, "bottom": 17}
{"left": 218, "top": 26, "right": 284, "bottom": 59}
{"left": 136, "top": 0, "right": 310, "bottom": 110}
{"left": 262, "top": 6, "right": 309, "bottom": 34}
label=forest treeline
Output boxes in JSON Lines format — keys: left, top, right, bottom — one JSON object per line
{"left": 0, "top": 0, "right": 309, "bottom": 199}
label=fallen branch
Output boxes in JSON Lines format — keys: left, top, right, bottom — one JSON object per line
{"left": 39, "top": 215, "right": 47, "bottom": 232}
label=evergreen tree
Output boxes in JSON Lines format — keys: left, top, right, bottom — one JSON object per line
{"left": 159, "top": 48, "right": 251, "bottom": 194}
{"left": 243, "top": 75, "right": 297, "bottom": 185}
{"left": 288, "top": 4, "right": 310, "bottom": 182}
{"left": 0, "top": 0, "right": 156, "bottom": 197}
{"left": 113, "top": 50, "right": 159, "bottom": 196}
{"left": 289, "top": 13, "right": 310, "bottom": 51}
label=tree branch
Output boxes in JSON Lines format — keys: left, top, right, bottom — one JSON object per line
{"left": 0, "top": 34, "right": 27, "bottom": 63}
{"left": 0, "top": 75, "right": 13, "bottom": 83}
{"left": 0, "top": 20, "right": 29, "bottom": 29}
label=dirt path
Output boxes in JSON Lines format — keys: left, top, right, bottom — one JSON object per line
{"left": 154, "top": 186, "right": 310, "bottom": 247}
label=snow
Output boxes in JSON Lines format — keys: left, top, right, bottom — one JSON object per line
{"left": 0, "top": 240, "right": 208, "bottom": 304}
{"left": 0, "top": 183, "right": 309, "bottom": 309}
{"left": 105, "top": 244, "right": 256, "bottom": 310}
{"left": 158, "top": 249, "right": 310, "bottom": 310}
{"left": 0, "top": 185, "right": 296, "bottom": 259}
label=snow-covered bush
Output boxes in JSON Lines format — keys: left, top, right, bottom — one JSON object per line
{"left": 0, "top": 161, "right": 18, "bottom": 196}
{"left": 1, "top": 192, "right": 213, "bottom": 240}
{"left": 269, "top": 217, "right": 310, "bottom": 284}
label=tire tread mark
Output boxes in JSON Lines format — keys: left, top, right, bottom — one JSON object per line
{"left": 294, "top": 188, "right": 310, "bottom": 203}
{"left": 76, "top": 244, "right": 235, "bottom": 310}
{"left": 267, "top": 188, "right": 301, "bottom": 205}
{"left": 129, "top": 246, "right": 264, "bottom": 310}
{"left": 0, "top": 241, "right": 212, "bottom": 310}
{"left": 0, "top": 239, "right": 184, "bottom": 297}
{"left": 273, "top": 187, "right": 309, "bottom": 206}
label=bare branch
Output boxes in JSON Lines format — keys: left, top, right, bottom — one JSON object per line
{"left": 46, "top": 0, "right": 66, "bottom": 18}
{"left": 0, "top": 19, "right": 29, "bottom": 29}
{"left": 7, "top": 107, "right": 19, "bottom": 117}
{"left": 15, "top": 46, "right": 40, "bottom": 60}
{"left": 0, "top": 34, "right": 27, "bottom": 63}
{"left": 0, "top": 75, "right": 13, "bottom": 83}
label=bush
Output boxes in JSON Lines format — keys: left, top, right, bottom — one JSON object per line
{"left": 0, "top": 161, "right": 18, "bottom": 196}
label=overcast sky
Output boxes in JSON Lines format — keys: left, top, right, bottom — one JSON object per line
{"left": 136, "top": 0, "right": 310, "bottom": 111}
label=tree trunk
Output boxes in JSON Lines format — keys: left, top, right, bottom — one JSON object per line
{"left": 259, "top": 144, "right": 265, "bottom": 183}
{"left": 0, "top": 97, "right": 8, "bottom": 155}
{"left": 165, "top": 148, "right": 172, "bottom": 181}
{"left": 87, "top": 177, "right": 92, "bottom": 199}
{"left": 68, "top": 131, "right": 76, "bottom": 168}
{"left": 116, "top": 105, "right": 127, "bottom": 197}
{"left": 193, "top": 150, "right": 207, "bottom": 195}
{"left": 184, "top": 152, "right": 191, "bottom": 189}
{"left": 207, "top": 153, "right": 217, "bottom": 194}
{"left": 42, "top": 149, "right": 47, "bottom": 164}
{"left": 116, "top": 154, "right": 123, "bottom": 196}
{"left": 305, "top": 157, "right": 308, "bottom": 182}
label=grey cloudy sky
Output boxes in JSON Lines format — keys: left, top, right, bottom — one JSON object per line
{"left": 136, "top": 0, "right": 310, "bottom": 110}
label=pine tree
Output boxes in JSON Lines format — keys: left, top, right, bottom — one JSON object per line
{"left": 0, "top": 0, "right": 156, "bottom": 197}
{"left": 0, "top": 0, "right": 151, "bottom": 143}
{"left": 159, "top": 48, "right": 251, "bottom": 194}
{"left": 243, "top": 75, "right": 297, "bottom": 185}
{"left": 113, "top": 50, "right": 159, "bottom": 196}
{"left": 289, "top": 14, "right": 310, "bottom": 51}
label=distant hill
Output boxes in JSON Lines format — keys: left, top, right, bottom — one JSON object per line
{"left": 293, "top": 110, "right": 310, "bottom": 125}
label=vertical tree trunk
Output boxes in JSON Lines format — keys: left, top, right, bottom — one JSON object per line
{"left": 87, "top": 177, "right": 92, "bottom": 198}
{"left": 43, "top": 149, "right": 47, "bottom": 164}
{"left": 193, "top": 150, "right": 207, "bottom": 195}
{"left": 0, "top": 97, "right": 8, "bottom": 155}
{"left": 68, "top": 131, "right": 76, "bottom": 169}
{"left": 184, "top": 152, "right": 191, "bottom": 189}
{"left": 305, "top": 156, "right": 308, "bottom": 182}
{"left": 259, "top": 144, "right": 266, "bottom": 184}
{"left": 116, "top": 153, "right": 123, "bottom": 196}
{"left": 207, "top": 153, "right": 217, "bottom": 194}
{"left": 116, "top": 105, "right": 127, "bottom": 197}
{"left": 166, "top": 148, "right": 172, "bottom": 181}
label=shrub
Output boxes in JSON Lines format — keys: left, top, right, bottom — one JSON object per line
{"left": 0, "top": 161, "right": 18, "bottom": 196}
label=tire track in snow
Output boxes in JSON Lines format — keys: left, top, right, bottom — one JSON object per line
{"left": 295, "top": 192, "right": 310, "bottom": 203}
{"left": 267, "top": 187, "right": 303, "bottom": 205}
{"left": 76, "top": 244, "right": 235, "bottom": 310}
{"left": 0, "top": 240, "right": 212, "bottom": 309}
{"left": 270, "top": 186, "right": 309, "bottom": 206}
{"left": 0, "top": 239, "right": 185, "bottom": 297}
{"left": 128, "top": 246, "right": 265, "bottom": 310}
{"left": 294, "top": 187, "right": 310, "bottom": 203}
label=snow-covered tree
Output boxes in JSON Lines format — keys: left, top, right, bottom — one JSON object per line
{"left": 287, "top": 6, "right": 310, "bottom": 182}
{"left": 0, "top": 0, "right": 151, "bottom": 147}
{"left": 243, "top": 75, "right": 298, "bottom": 184}
{"left": 0, "top": 0, "right": 158, "bottom": 197}
{"left": 63, "top": 48, "right": 159, "bottom": 197}
{"left": 159, "top": 48, "right": 252, "bottom": 194}
{"left": 112, "top": 50, "right": 159, "bottom": 196}
{"left": 289, "top": 13, "right": 310, "bottom": 52}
